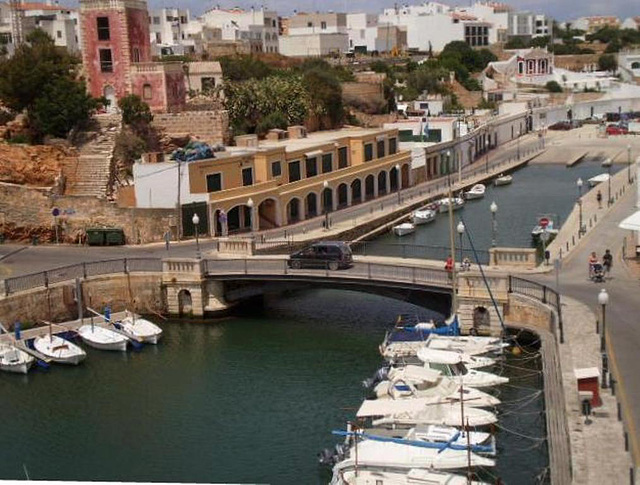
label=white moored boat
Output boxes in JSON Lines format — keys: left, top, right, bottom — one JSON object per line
{"left": 588, "top": 173, "right": 610, "bottom": 187}
{"left": 438, "top": 197, "right": 465, "bottom": 213}
{"left": 417, "top": 347, "right": 497, "bottom": 370}
{"left": 494, "top": 174, "right": 512, "bottom": 186}
{"left": 411, "top": 209, "right": 437, "bottom": 225}
{"left": 78, "top": 324, "right": 129, "bottom": 351}
{"left": 332, "top": 468, "right": 490, "bottom": 485}
{"left": 332, "top": 438, "right": 495, "bottom": 474}
{"left": 382, "top": 334, "right": 508, "bottom": 361}
{"left": 0, "top": 344, "right": 34, "bottom": 374}
{"left": 115, "top": 312, "right": 163, "bottom": 344}
{"left": 375, "top": 366, "right": 501, "bottom": 407}
{"left": 465, "top": 184, "right": 486, "bottom": 200}
{"left": 417, "top": 353, "right": 508, "bottom": 388}
{"left": 393, "top": 222, "right": 416, "bottom": 237}
{"left": 33, "top": 334, "right": 86, "bottom": 365}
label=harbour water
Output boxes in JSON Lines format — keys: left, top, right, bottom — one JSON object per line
{"left": 369, "top": 161, "right": 624, "bottom": 254}
{"left": 0, "top": 289, "right": 546, "bottom": 484}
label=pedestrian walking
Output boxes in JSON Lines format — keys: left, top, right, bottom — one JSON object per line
{"left": 602, "top": 249, "right": 613, "bottom": 274}
{"left": 588, "top": 251, "right": 598, "bottom": 278}
{"left": 164, "top": 230, "right": 171, "bottom": 251}
{"left": 596, "top": 190, "right": 602, "bottom": 209}
{"left": 445, "top": 255, "right": 454, "bottom": 279}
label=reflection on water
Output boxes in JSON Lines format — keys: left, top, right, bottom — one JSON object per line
{"left": 0, "top": 290, "right": 546, "bottom": 484}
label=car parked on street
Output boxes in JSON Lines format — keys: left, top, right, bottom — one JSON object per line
{"left": 288, "top": 241, "right": 353, "bottom": 270}
{"left": 606, "top": 124, "right": 628, "bottom": 135}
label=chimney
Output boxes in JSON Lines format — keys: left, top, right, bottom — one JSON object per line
{"left": 265, "top": 128, "right": 288, "bottom": 141}
{"left": 287, "top": 125, "right": 307, "bottom": 139}
{"left": 234, "top": 134, "right": 259, "bottom": 147}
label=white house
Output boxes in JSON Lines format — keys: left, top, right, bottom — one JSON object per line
{"left": 133, "top": 161, "right": 207, "bottom": 209}
{"left": 347, "top": 13, "right": 378, "bottom": 52}
{"left": 507, "top": 11, "right": 551, "bottom": 40}
{"left": 279, "top": 32, "right": 348, "bottom": 57}
{"left": 456, "top": 2, "right": 511, "bottom": 43}
{"left": 621, "top": 17, "right": 640, "bottom": 31}
{"left": 199, "top": 7, "right": 279, "bottom": 54}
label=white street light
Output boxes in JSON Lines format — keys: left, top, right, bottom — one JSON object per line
{"left": 628, "top": 144, "right": 632, "bottom": 183}
{"left": 598, "top": 288, "right": 609, "bottom": 388}
{"left": 395, "top": 163, "right": 401, "bottom": 204}
{"left": 456, "top": 221, "right": 465, "bottom": 267}
{"left": 577, "top": 178, "right": 584, "bottom": 235}
{"left": 490, "top": 201, "right": 498, "bottom": 247}
{"left": 192, "top": 213, "right": 201, "bottom": 259}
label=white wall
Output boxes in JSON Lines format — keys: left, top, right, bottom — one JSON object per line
{"left": 134, "top": 162, "right": 208, "bottom": 209}
{"left": 279, "top": 33, "right": 348, "bottom": 57}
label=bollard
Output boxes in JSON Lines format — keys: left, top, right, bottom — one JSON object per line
{"left": 625, "top": 432, "right": 629, "bottom": 452}
{"left": 618, "top": 402, "right": 622, "bottom": 421}
{"left": 566, "top": 242, "right": 570, "bottom": 252}
{"left": 572, "top": 235, "right": 575, "bottom": 246}
{"left": 630, "top": 467, "right": 635, "bottom": 485}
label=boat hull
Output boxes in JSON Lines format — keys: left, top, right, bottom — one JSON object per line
{"left": 393, "top": 225, "right": 415, "bottom": 237}
{"left": 79, "top": 336, "right": 128, "bottom": 352}
{"left": 494, "top": 177, "right": 512, "bottom": 186}
{"left": 0, "top": 361, "right": 32, "bottom": 374}
{"left": 33, "top": 337, "right": 86, "bottom": 365}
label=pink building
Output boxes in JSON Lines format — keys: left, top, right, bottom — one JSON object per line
{"left": 79, "top": 0, "right": 185, "bottom": 112}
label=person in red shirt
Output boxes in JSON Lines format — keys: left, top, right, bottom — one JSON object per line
{"left": 445, "top": 255, "right": 454, "bottom": 278}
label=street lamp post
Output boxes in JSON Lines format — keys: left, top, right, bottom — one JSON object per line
{"left": 627, "top": 144, "right": 632, "bottom": 184}
{"left": 517, "top": 129, "right": 521, "bottom": 160}
{"left": 457, "top": 221, "right": 465, "bottom": 268}
{"left": 490, "top": 201, "right": 498, "bottom": 247}
{"left": 246, "top": 197, "right": 254, "bottom": 236}
{"left": 395, "top": 163, "right": 401, "bottom": 204}
{"left": 577, "top": 178, "right": 584, "bottom": 236}
{"left": 323, "top": 180, "right": 330, "bottom": 230}
{"left": 607, "top": 163, "right": 613, "bottom": 206}
{"left": 191, "top": 213, "right": 201, "bottom": 259}
{"left": 598, "top": 288, "right": 609, "bottom": 389}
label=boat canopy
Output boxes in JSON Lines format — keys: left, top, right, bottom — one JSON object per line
{"left": 392, "top": 365, "right": 442, "bottom": 383}
{"left": 417, "top": 348, "right": 464, "bottom": 365}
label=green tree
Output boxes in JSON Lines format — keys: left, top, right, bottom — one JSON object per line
{"left": 504, "top": 37, "right": 529, "bottom": 49}
{"left": 0, "top": 29, "right": 79, "bottom": 112}
{"left": 255, "top": 111, "right": 288, "bottom": 136}
{"left": 29, "top": 76, "right": 97, "bottom": 138}
{"left": 598, "top": 54, "right": 618, "bottom": 72}
{"left": 303, "top": 68, "right": 344, "bottom": 130}
{"left": 545, "top": 80, "right": 563, "bottom": 92}
{"left": 218, "top": 55, "right": 273, "bottom": 81}
{"left": 118, "top": 94, "right": 153, "bottom": 128}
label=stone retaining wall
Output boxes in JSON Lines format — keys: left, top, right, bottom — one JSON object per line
{"left": 152, "top": 109, "right": 230, "bottom": 145}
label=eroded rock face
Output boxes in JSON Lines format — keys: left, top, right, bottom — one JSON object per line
{"left": 0, "top": 143, "right": 78, "bottom": 187}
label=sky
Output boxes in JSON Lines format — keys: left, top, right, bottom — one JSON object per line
{"left": 145, "top": 0, "right": 638, "bottom": 21}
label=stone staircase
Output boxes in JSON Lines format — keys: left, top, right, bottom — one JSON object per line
{"left": 62, "top": 114, "right": 121, "bottom": 198}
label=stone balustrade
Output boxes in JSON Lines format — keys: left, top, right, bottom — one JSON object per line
{"left": 489, "top": 247, "right": 537, "bottom": 268}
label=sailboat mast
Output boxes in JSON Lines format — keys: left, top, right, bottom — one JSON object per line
{"left": 466, "top": 417, "right": 472, "bottom": 484}
{"left": 448, "top": 174, "right": 457, "bottom": 315}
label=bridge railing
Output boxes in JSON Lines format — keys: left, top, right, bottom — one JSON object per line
{"left": 204, "top": 257, "right": 452, "bottom": 289}
{"left": 2, "top": 258, "right": 162, "bottom": 296}
{"left": 350, "top": 241, "right": 491, "bottom": 265}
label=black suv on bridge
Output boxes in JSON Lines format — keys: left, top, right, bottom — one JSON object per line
{"left": 288, "top": 241, "right": 353, "bottom": 270}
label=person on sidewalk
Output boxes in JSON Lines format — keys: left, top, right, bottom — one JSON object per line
{"left": 445, "top": 255, "right": 454, "bottom": 279}
{"left": 602, "top": 249, "right": 613, "bottom": 275}
{"left": 588, "top": 251, "right": 598, "bottom": 278}
{"left": 596, "top": 190, "right": 602, "bottom": 209}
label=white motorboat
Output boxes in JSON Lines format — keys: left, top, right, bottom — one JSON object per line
{"left": 531, "top": 220, "right": 559, "bottom": 239}
{"left": 332, "top": 438, "right": 495, "bottom": 474}
{"left": 382, "top": 334, "right": 508, "bottom": 360}
{"left": 332, "top": 468, "right": 490, "bottom": 485}
{"left": 494, "top": 174, "right": 512, "bottom": 186}
{"left": 417, "top": 347, "right": 497, "bottom": 370}
{"left": 411, "top": 209, "right": 437, "bottom": 225}
{"left": 437, "top": 197, "right": 465, "bottom": 213}
{"left": 588, "top": 173, "right": 610, "bottom": 187}
{"left": 376, "top": 366, "right": 501, "bottom": 406}
{"left": 465, "top": 184, "right": 486, "bottom": 200}
{"left": 0, "top": 344, "right": 34, "bottom": 374}
{"left": 417, "top": 353, "right": 508, "bottom": 388}
{"left": 115, "top": 312, "right": 163, "bottom": 344}
{"left": 393, "top": 222, "right": 416, "bottom": 237}
{"left": 78, "top": 324, "right": 129, "bottom": 351}
{"left": 33, "top": 334, "right": 86, "bottom": 365}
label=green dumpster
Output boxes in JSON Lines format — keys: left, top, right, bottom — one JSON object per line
{"left": 86, "top": 228, "right": 125, "bottom": 246}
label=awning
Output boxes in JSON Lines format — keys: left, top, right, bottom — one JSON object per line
{"left": 619, "top": 210, "right": 640, "bottom": 231}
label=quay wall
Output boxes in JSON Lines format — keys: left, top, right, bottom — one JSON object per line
{"left": 0, "top": 273, "right": 164, "bottom": 328}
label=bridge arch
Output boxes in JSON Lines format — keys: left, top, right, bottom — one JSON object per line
{"left": 472, "top": 306, "right": 490, "bottom": 334}
{"left": 178, "top": 289, "right": 192, "bottom": 316}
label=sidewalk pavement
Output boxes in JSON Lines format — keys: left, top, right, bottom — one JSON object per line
{"left": 559, "top": 296, "right": 632, "bottom": 484}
